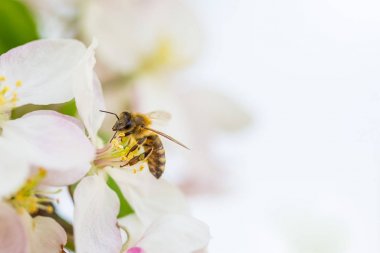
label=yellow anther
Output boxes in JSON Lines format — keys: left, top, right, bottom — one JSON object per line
{"left": 118, "top": 132, "right": 126, "bottom": 137}
{"left": 38, "top": 168, "right": 47, "bottom": 177}
{"left": 8, "top": 168, "right": 58, "bottom": 215}
{"left": 46, "top": 205, "right": 54, "bottom": 214}
{"left": 11, "top": 93, "right": 18, "bottom": 103}
{"left": 0, "top": 96, "right": 5, "bottom": 105}
{"left": 121, "top": 156, "right": 128, "bottom": 161}
{"left": 1, "top": 86, "right": 9, "bottom": 95}
{"left": 0, "top": 76, "right": 5, "bottom": 82}
{"left": 133, "top": 169, "right": 137, "bottom": 174}
{"left": 139, "top": 165, "right": 144, "bottom": 171}
{"left": 15, "top": 80, "right": 22, "bottom": 87}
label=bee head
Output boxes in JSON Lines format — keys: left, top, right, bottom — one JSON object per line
{"left": 112, "top": 112, "right": 134, "bottom": 131}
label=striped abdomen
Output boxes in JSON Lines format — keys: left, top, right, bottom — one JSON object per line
{"left": 144, "top": 134, "right": 166, "bottom": 179}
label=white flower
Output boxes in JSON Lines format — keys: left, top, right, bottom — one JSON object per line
{"left": 71, "top": 60, "right": 210, "bottom": 253}
{"left": 73, "top": 174, "right": 210, "bottom": 253}
{"left": 125, "top": 214, "right": 210, "bottom": 253}
{"left": 0, "top": 39, "right": 95, "bottom": 198}
{"left": 81, "top": 0, "right": 202, "bottom": 74}
{"left": 0, "top": 171, "right": 67, "bottom": 253}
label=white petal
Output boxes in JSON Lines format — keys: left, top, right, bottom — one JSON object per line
{"left": 72, "top": 40, "right": 105, "bottom": 143}
{"left": 118, "top": 214, "right": 145, "bottom": 248}
{"left": 0, "top": 203, "right": 28, "bottom": 253}
{"left": 2, "top": 110, "right": 95, "bottom": 186}
{"left": 20, "top": 212, "right": 67, "bottom": 253}
{"left": 82, "top": 0, "right": 201, "bottom": 73}
{"left": 181, "top": 88, "right": 251, "bottom": 132}
{"left": 107, "top": 169, "right": 189, "bottom": 227}
{"left": 135, "top": 214, "right": 210, "bottom": 253}
{"left": 0, "top": 39, "right": 89, "bottom": 106}
{"left": 74, "top": 175, "right": 122, "bottom": 253}
{"left": 74, "top": 70, "right": 105, "bottom": 143}
{"left": 0, "top": 139, "right": 29, "bottom": 198}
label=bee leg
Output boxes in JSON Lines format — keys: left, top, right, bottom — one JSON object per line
{"left": 109, "top": 131, "right": 117, "bottom": 143}
{"left": 126, "top": 137, "right": 147, "bottom": 158}
{"left": 121, "top": 147, "right": 153, "bottom": 167}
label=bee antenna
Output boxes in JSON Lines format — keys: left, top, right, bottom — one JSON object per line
{"left": 99, "top": 110, "right": 120, "bottom": 120}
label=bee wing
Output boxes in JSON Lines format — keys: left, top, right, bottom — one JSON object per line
{"left": 144, "top": 127, "right": 190, "bottom": 150}
{"left": 146, "top": 111, "right": 172, "bottom": 123}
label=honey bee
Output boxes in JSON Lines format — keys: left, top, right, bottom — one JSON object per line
{"left": 100, "top": 110, "right": 189, "bottom": 179}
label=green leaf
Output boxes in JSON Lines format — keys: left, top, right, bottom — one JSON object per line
{"left": 106, "top": 174, "right": 134, "bottom": 218}
{"left": 0, "top": 0, "right": 39, "bottom": 54}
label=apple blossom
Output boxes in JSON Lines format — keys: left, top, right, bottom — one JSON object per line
{"left": 0, "top": 170, "right": 67, "bottom": 253}
{"left": 81, "top": 0, "right": 202, "bottom": 75}
{"left": 73, "top": 174, "right": 210, "bottom": 253}
{"left": 70, "top": 53, "right": 210, "bottom": 252}
{"left": 0, "top": 39, "right": 97, "bottom": 252}
{"left": 0, "top": 39, "right": 96, "bottom": 197}
{"left": 124, "top": 214, "right": 210, "bottom": 253}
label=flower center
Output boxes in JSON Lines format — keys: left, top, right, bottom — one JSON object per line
{"left": 7, "top": 168, "right": 59, "bottom": 214}
{"left": 140, "top": 38, "right": 173, "bottom": 73}
{"left": 0, "top": 75, "right": 22, "bottom": 123}
{"left": 94, "top": 132, "right": 145, "bottom": 173}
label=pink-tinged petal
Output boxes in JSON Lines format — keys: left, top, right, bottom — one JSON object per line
{"left": 72, "top": 40, "right": 105, "bottom": 143}
{"left": 127, "top": 247, "right": 144, "bottom": 253}
{"left": 0, "top": 39, "right": 89, "bottom": 106}
{"left": 107, "top": 169, "right": 189, "bottom": 227}
{"left": 135, "top": 215, "right": 210, "bottom": 253}
{"left": 74, "top": 175, "right": 122, "bottom": 253}
{"left": 2, "top": 110, "right": 95, "bottom": 186}
{"left": 20, "top": 212, "right": 67, "bottom": 253}
{"left": 0, "top": 139, "right": 29, "bottom": 198}
{"left": 0, "top": 203, "right": 28, "bottom": 253}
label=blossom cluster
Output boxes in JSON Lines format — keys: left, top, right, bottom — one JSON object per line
{"left": 0, "top": 39, "right": 210, "bottom": 253}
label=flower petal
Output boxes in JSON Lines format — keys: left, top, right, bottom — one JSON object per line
{"left": 107, "top": 168, "right": 189, "bottom": 227}
{"left": 2, "top": 110, "right": 95, "bottom": 186}
{"left": 181, "top": 88, "right": 251, "bottom": 132}
{"left": 20, "top": 212, "right": 67, "bottom": 253}
{"left": 82, "top": 0, "right": 201, "bottom": 73}
{"left": 72, "top": 40, "right": 105, "bottom": 143}
{"left": 0, "top": 139, "right": 29, "bottom": 198}
{"left": 118, "top": 214, "right": 145, "bottom": 248}
{"left": 0, "top": 203, "right": 28, "bottom": 253}
{"left": 135, "top": 214, "right": 210, "bottom": 253}
{"left": 74, "top": 175, "right": 122, "bottom": 253}
{"left": 0, "top": 39, "right": 89, "bottom": 106}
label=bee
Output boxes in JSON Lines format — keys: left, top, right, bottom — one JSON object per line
{"left": 100, "top": 110, "right": 189, "bottom": 179}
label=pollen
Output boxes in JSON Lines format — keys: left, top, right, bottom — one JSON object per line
{"left": 0, "top": 76, "right": 22, "bottom": 115}
{"left": 94, "top": 134, "right": 145, "bottom": 170}
{"left": 8, "top": 168, "right": 59, "bottom": 214}
{"left": 15, "top": 80, "right": 22, "bottom": 87}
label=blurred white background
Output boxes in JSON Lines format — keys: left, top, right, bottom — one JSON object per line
{"left": 184, "top": 0, "right": 380, "bottom": 252}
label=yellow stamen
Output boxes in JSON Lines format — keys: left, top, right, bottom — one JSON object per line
{"left": 8, "top": 168, "right": 59, "bottom": 214}
{"left": 1, "top": 86, "right": 9, "bottom": 95}
{"left": 15, "top": 80, "right": 22, "bottom": 87}
{"left": 0, "top": 76, "right": 22, "bottom": 116}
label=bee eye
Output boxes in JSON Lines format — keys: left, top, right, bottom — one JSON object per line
{"left": 125, "top": 120, "right": 132, "bottom": 129}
